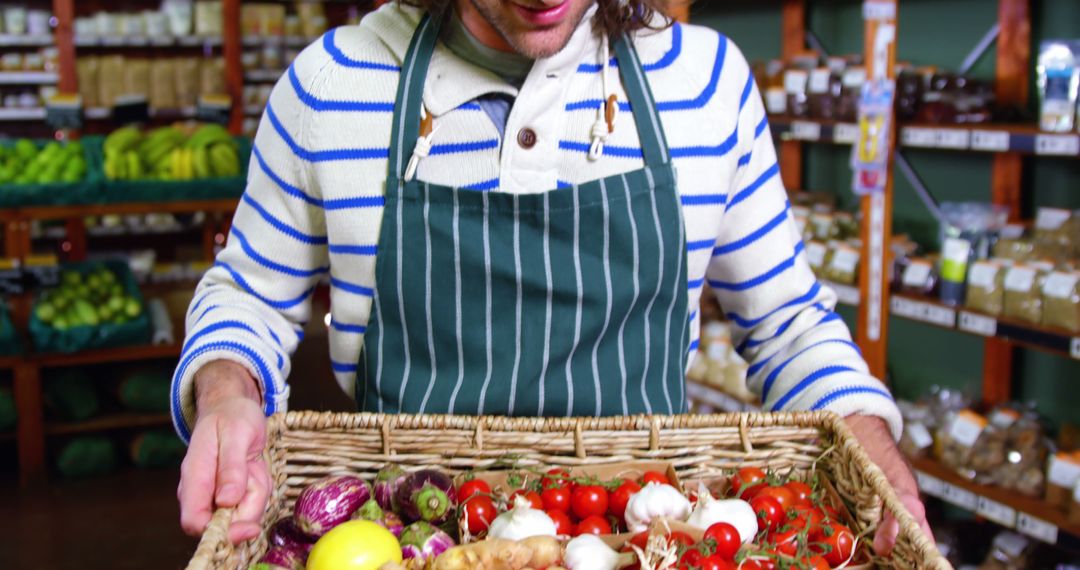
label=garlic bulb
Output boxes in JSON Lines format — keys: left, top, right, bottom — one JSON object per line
{"left": 623, "top": 483, "right": 691, "bottom": 532}
{"left": 564, "top": 534, "right": 635, "bottom": 570}
{"left": 684, "top": 487, "right": 757, "bottom": 543}
{"left": 487, "top": 496, "right": 557, "bottom": 541}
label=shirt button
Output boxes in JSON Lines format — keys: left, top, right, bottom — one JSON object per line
{"left": 517, "top": 128, "right": 537, "bottom": 149}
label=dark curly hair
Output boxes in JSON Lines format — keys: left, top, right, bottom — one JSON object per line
{"left": 396, "top": 0, "right": 678, "bottom": 38}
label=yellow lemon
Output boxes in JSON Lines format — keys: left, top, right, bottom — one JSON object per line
{"left": 307, "top": 520, "right": 402, "bottom": 570}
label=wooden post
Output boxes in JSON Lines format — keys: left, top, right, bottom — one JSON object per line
{"left": 64, "top": 217, "right": 87, "bottom": 262}
{"left": 14, "top": 362, "right": 46, "bottom": 486}
{"left": 981, "top": 0, "right": 1031, "bottom": 406}
{"left": 779, "top": 0, "right": 806, "bottom": 192}
{"left": 52, "top": 0, "right": 77, "bottom": 93}
{"left": 222, "top": 0, "right": 245, "bottom": 135}
{"left": 855, "top": 0, "right": 897, "bottom": 381}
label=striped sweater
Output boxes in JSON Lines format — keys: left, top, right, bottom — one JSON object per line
{"left": 171, "top": 2, "right": 902, "bottom": 442}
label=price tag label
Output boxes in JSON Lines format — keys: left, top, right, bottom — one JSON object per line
{"left": 1035, "top": 134, "right": 1080, "bottom": 156}
{"left": 901, "top": 260, "right": 933, "bottom": 290}
{"left": 977, "top": 496, "right": 1017, "bottom": 527}
{"left": 1071, "top": 337, "right": 1080, "bottom": 360}
{"left": 971, "top": 130, "right": 1010, "bottom": 152}
{"left": 891, "top": 297, "right": 956, "bottom": 327}
{"left": 101, "top": 36, "right": 125, "bottom": 46}
{"left": 902, "top": 127, "right": 937, "bottom": 148}
{"left": 863, "top": 1, "right": 897, "bottom": 20}
{"left": 936, "top": 129, "right": 971, "bottom": 150}
{"left": 915, "top": 471, "right": 946, "bottom": 499}
{"left": 948, "top": 410, "right": 988, "bottom": 447}
{"left": 45, "top": 93, "right": 84, "bottom": 131}
{"left": 0, "top": 258, "right": 23, "bottom": 295}
{"left": 112, "top": 94, "right": 149, "bottom": 125}
{"left": 834, "top": 123, "right": 859, "bottom": 144}
{"left": 791, "top": 121, "right": 822, "bottom": 142}
{"left": 1016, "top": 513, "right": 1058, "bottom": 544}
{"left": 827, "top": 282, "right": 861, "bottom": 306}
{"left": 943, "top": 483, "right": 978, "bottom": 511}
{"left": 196, "top": 94, "right": 232, "bottom": 126}
{"left": 958, "top": 311, "right": 997, "bottom": 337}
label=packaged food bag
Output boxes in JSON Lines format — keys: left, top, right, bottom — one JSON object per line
{"left": 1042, "top": 270, "right": 1079, "bottom": 332}
{"left": 965, "top": 260, "right": 1006, "bottom": 316}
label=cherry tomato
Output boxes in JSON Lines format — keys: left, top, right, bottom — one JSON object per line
{"left": 571, "top": 485, "right": 609, "bottom": 520}
{"left": 813, "top": 522, "right": 855, "bottom": 567}
{"left": 609, "top": 480, "right": 641, "bottom": 519}
{"left": 509, "top": 489, "right": 543, "bottom": 510}
{"left": 576, "top": 515, "right": 612, "bottom": 536}
{"left": 457, "top": 479, "right": 491, "bottom": 500}
{"left": 756, "top": 485, "right": 795, "bottom": 511}
{"left": 699, "top": 554, "right": 736, "bottom": 570}
{"left": 641, "top": 471, "right": 670, "bottom": 486}
{"left": 729, "top": 467, "right": 767, "bottom": 499}
{"left": 626, "top": 530, "right": 651, "bottom": 552}
{"left": 541, "top": 486, "right": 571, "bottom": 513}
{"left": 789, "top": 507, "right": 826, "bottom": 533}
{"left": 821, "top": 504, "right": 841, "bottom": 520}
{"left": 461, "top": 495, "right": 497, "bottom": 534}
{"left": 800, "top": 555, "right": 831, "bottom": 570}
{"left": 542, "top": 468, "right": 574, "bottom": 491}
{"left": 667, "top": 531, "right": 695, "bottom": 548}
{"left": 784, "top": 481, "right": 813, "bottom": 507}
{"left": 772, "top": 527, "right": 801, "bottom": 557}
{"left": 703, "top": 522, "right": 741, "bottom": 560}
{"left": 679, "top": 548, "right": 704, "bottom": 568}
{"left": 547, "top": 508, "right": 575, "bottom": 536}
{"left": 750, "top": 495, "right": 784, "bottom": 532}
{"left": 739, "top": 558, "right": 774, "bottom": 570}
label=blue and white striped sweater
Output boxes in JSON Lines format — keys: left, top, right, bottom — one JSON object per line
{"left": 171, "top": 3, "right": 901, "bottom": 442}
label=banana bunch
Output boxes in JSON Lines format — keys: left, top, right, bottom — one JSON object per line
{"left": 103, "top": 124, "right": 242, "bottom": 182}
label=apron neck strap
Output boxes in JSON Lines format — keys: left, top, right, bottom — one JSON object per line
{"left": 388, "top": 15, "right": 672, "bottom": 179}
{"left": 611, "top": 32, "right": 671, "bottom": 167}
{"left": 389, "top": 13, "right": 443, "bottom": 181}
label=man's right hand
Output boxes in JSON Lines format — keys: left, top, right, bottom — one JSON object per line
{"left": 178, "top": 360, "right": 270, "bottom": 544}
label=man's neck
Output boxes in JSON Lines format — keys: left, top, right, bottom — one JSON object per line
{"left": 444, "top": 8, "right": 533, "bottom": 87}
{"left": 456, "top": 0, "right": 516, "bottom": 52}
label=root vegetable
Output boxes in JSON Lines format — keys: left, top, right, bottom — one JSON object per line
{"left": 430, "top": 536, "right": 562, "bottom": 570}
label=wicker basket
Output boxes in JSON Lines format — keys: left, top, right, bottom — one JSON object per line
{"left": 186, "top": 411, "right": 948, "bottom": 570}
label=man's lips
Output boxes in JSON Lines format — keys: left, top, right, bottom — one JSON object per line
{"left": 511, "top": 1, "right": 571, "bottom": 27}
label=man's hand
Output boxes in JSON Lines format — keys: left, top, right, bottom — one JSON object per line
{"left": 178, "top": 360, "right": 270, "bottom": 544}
{"left": 844, "top": 414, "right": 934, "bottom": 555}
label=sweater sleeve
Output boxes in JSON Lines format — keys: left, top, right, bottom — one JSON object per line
{"left": 704, "top": 49, "right": 902, "bottom": 439}
{"left": 170, "top": 45, "right": 331, "bottom": 443}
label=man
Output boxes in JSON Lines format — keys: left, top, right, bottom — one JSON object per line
{"left": 174, "top": 0, "right": 932, "bottom": 553}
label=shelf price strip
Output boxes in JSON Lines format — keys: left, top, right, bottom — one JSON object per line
{"left": 970, "top": 130, "right": 1010, "bottom": 152}
{"left": 1034, "top": 134, "right": 1080, "bottom": 157}
{"left": 890, "top": 296, "right": 956, "bottom": 328}
{"left": 957, "top": 311, "right": 997, "bottom": 337}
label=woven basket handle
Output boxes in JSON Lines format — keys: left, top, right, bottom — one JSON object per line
{"left": 185, "top": 508, "right": 235, "bottom": 570}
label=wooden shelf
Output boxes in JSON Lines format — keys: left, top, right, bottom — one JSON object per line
{"left": 85, "top": 106, "right": 197, "bottom": 120}
{"left": 16, "top": 198, "right": 239, "bottom": 221}
{"left": 0, "top": 107, "right": 46, "bottom": 121}
{"left": 75, "top": 35, "right": 222, "bottom": 48}
{"left": 0, "top": 356, "right": 20, "bottom": 369}
{"left": 30, "top": 343, "right": 181, "bottom": 368}
{"left": 244, "top": 69, "right": 285, "bottom": 82}
{"left": 769, "top": 115, "right": 1080, "bottom": 158}
{"left": 911, "top": 456, "right": 1080, "bottom": 550}
{"left": 0, "top": 71, "right": 58, "bottom": 85}
{"left": 0, "top": 34, "right": 54, "bottom": 47}
{"left": 45, "top": 412, "right": 172, "bottom": 436}
{"left": 242, "top": 35, "right": 317, "bottom": 48}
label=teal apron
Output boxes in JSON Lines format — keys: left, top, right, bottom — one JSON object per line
{"left": 358, "top": 14, "right": 690, "bottom": 417}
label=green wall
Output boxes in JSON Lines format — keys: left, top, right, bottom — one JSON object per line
{"left": 692, "top": 0, "right": 1080, "bottom": 430}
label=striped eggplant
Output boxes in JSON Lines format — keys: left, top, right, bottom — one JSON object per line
{"left": 292, "top": 475, "right": 371, "bottom": 537}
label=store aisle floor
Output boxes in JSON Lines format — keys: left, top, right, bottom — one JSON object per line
{"left": 0, "top": 469, "right": 196, "bottom": 569}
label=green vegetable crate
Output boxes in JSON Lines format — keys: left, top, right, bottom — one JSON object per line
{"left": 0, "top": 138, "right": 101, "bottom": 207}
{"left": 85, "top": 135, "right": 252, "bottom": 204}
{"left": 29, "top": 260, "right": 151, "bottom": 354}
{"left": 186, "top": 412, "right": 948, "bottom": 570}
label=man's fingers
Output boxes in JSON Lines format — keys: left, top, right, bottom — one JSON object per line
{"left": 215, "top": 421, "right": 253, "bottom": 507}
{"left": 873, "top": 512, "right": 900, "bottom": 555}
{"left": 179, "top": 421, "right": 219, "bottom": 536}
{"left": 227, "top": 520, "right": 263, "bottom": 544}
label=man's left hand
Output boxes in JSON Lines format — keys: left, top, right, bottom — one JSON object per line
{"left": 844, "top": 414, "right": 934, "bottom": 555}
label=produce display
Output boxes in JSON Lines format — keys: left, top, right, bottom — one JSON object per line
{"left": 34, "top": 266, "right": 143, "bottom": 331}
{"left": 0, "top": 139, "right": 88, "bottom": 185}
{"left": 251, "top": 463, "right": 869, "bottom": 570}
{"left": 102, "top": 124, "right": 241, "bottom": 182}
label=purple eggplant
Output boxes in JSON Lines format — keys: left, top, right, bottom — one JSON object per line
{"left": 251, "top": 545, "right": 305, "bottom": 570}
{"left": 400, "top": 521, "right": 456, "bottom": 560}
{"left": 292, "top": 475, "right": 371, "bottom": 537}
{"left": 354, "top": 499, "right": 405, "bottom": 537}
{"left": 374, "top": 464, "right": 408, "bottom": 511}
{"left": 268, "top": 517, "right": 315, "bottom": 554}
{"left": 394, "top": 469, "right": 458, "bottom": 525}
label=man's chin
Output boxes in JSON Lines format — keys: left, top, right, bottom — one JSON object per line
{"left": 504, "top": 25, "right": 577, "bottom": 58}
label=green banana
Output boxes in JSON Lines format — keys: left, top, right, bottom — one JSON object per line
{"left": 186, "top": 124, "right": 234, "bottom": 150}
{"left": 192, "top": 146, "right": 211, "bottom": 179}
{"left": 126, "top": 151, "right": 143, "bottom": 180}
{"left": 208, "top": 143, "right": 239, "bottom": 177}
{"left": 103, "top": 126, "right": 143, "bottom": 156}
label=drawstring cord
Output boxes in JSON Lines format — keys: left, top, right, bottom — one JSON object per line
{"left": 404, "top": 105, "right": 438, "bottom": 182}
{"left": 589, "top": 36, "right": 618, "bottom": 161}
